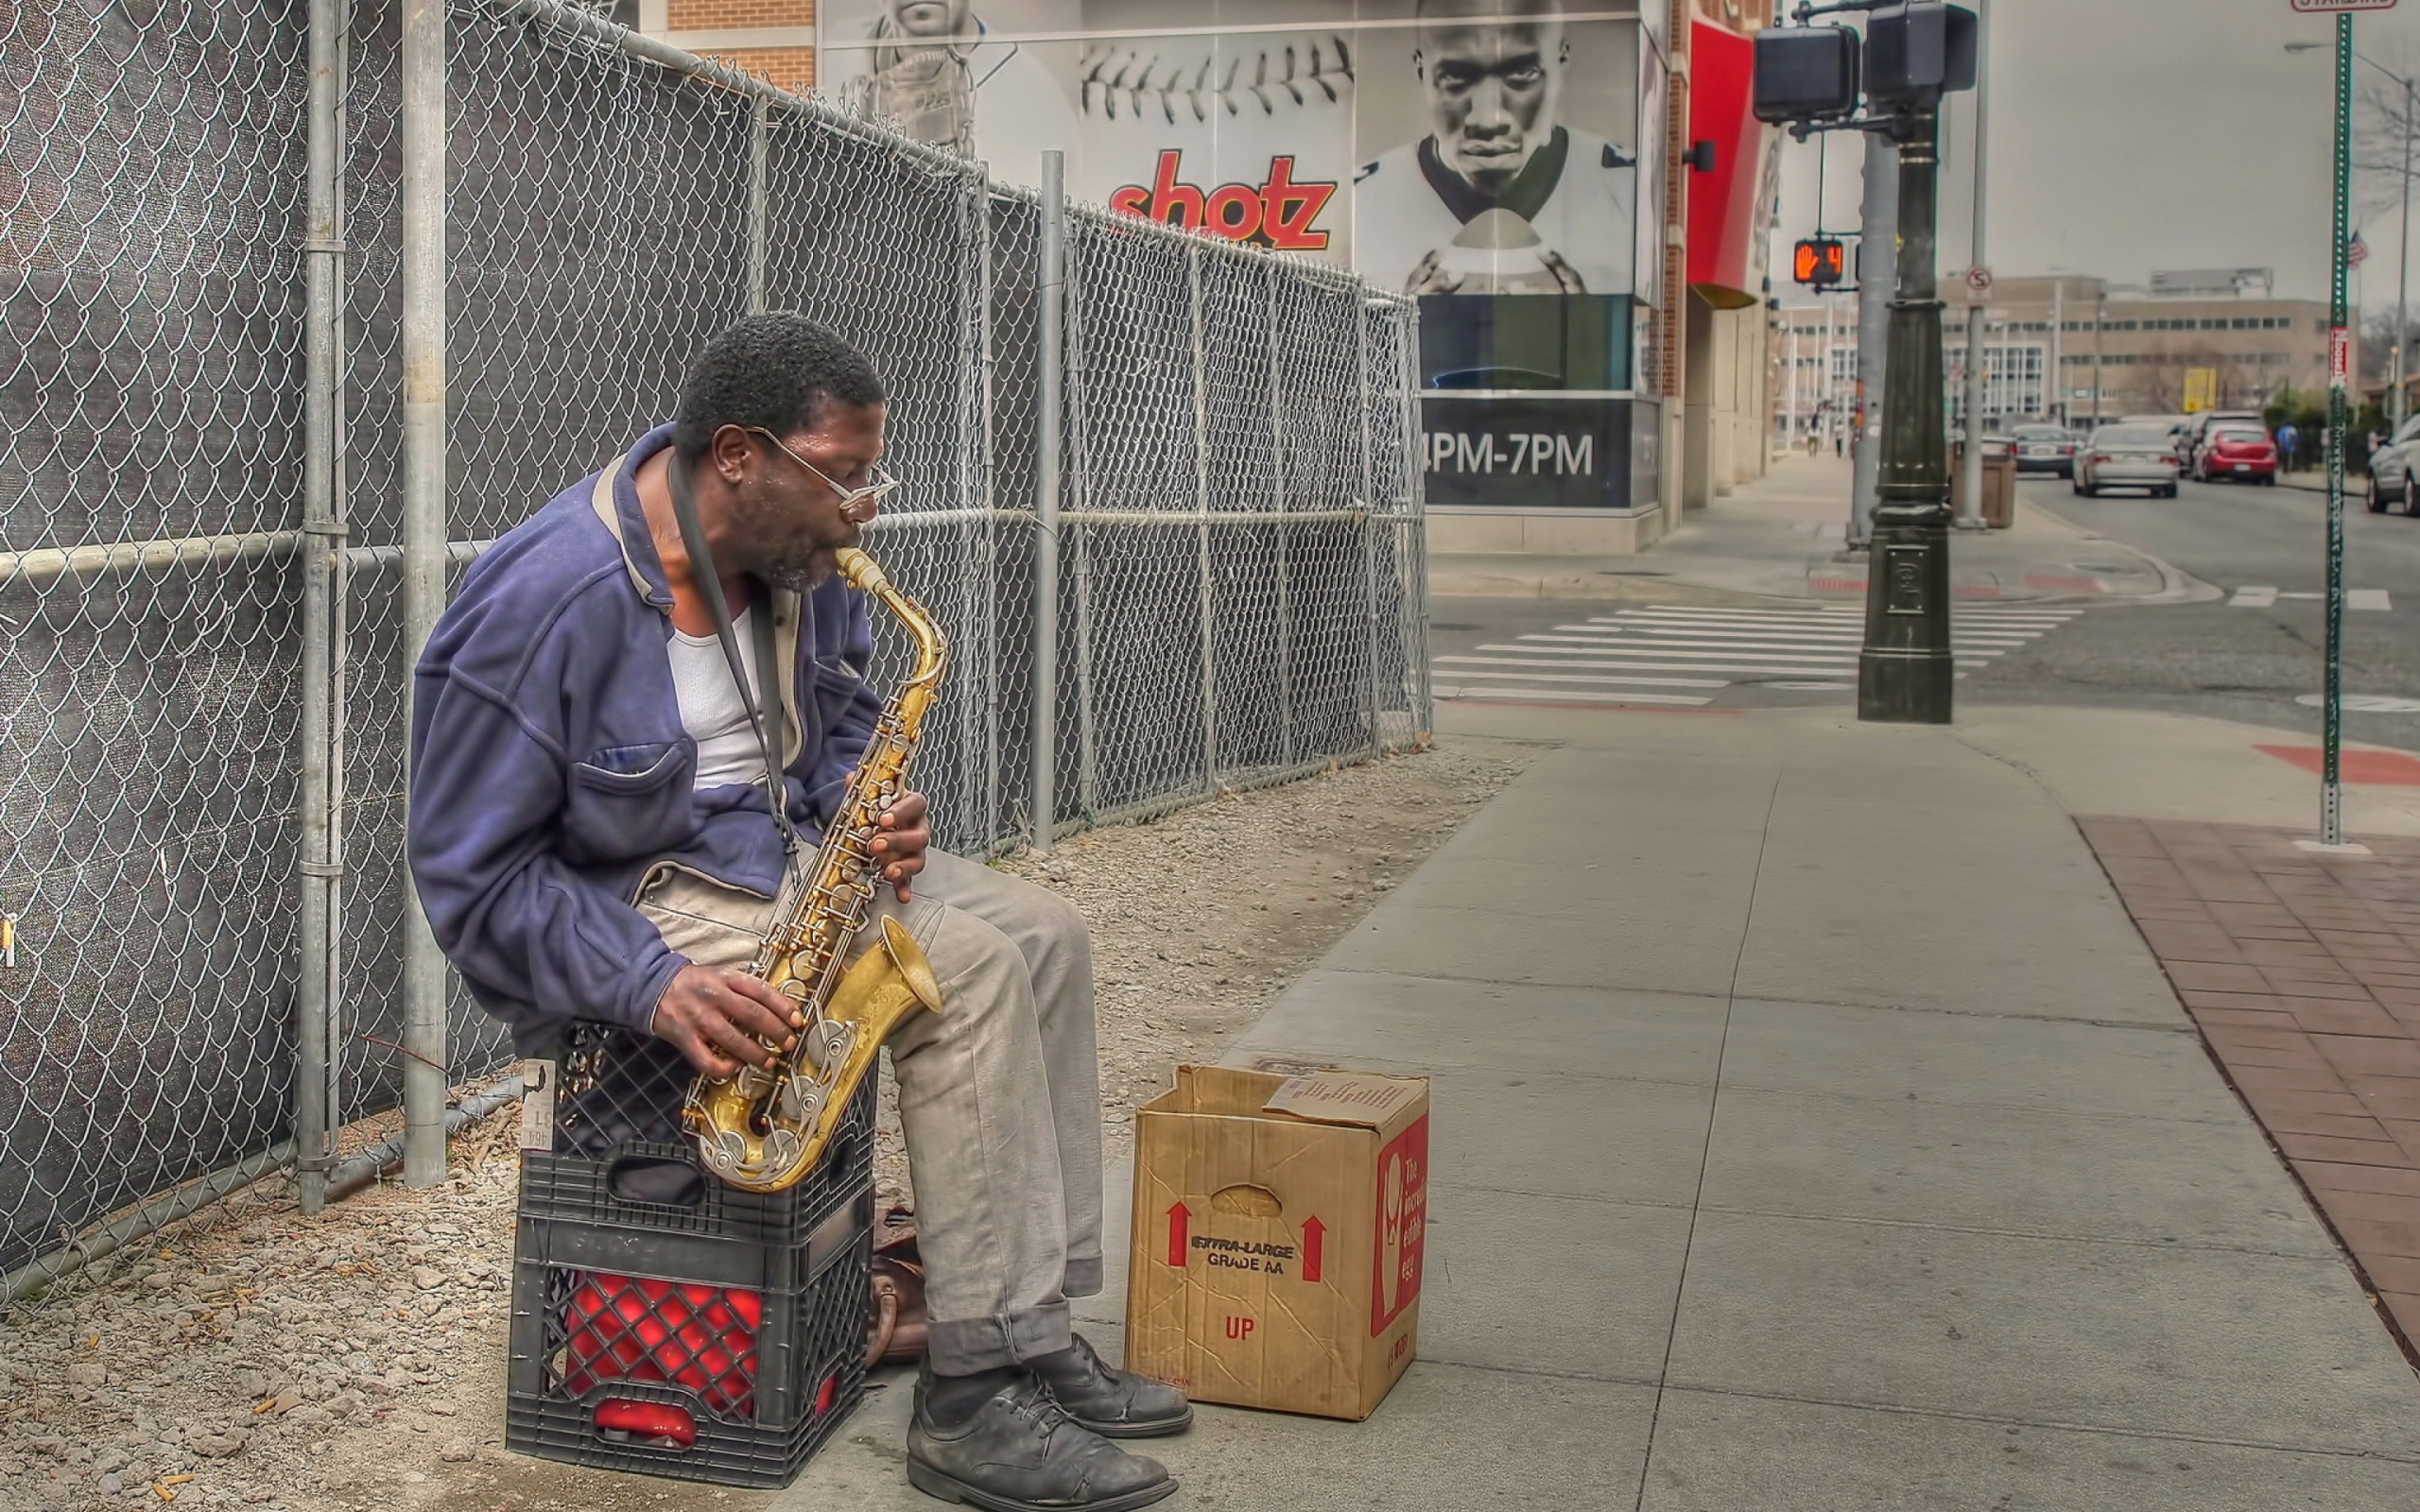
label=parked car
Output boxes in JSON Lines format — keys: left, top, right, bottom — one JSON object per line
{"left": 2009, "top": 423, "right": 2081, "bottom": 476}
{"left": 2191, "top": 424, "right": 2277, "bottom": 485}
{"left": 2178, "top": 410, "right": 2266, "bottom": 474}
{"left": 2073, "top": 423, "right": 2181, "bottom": 497}
{"left": 2364, "top": 413, "right": 2420, "bottom": 513}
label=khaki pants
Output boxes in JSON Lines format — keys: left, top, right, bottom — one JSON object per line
{"left": 637, "top": 848, "right": 1104, "bottom": 1373}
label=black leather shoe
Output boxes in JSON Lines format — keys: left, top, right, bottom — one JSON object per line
{"left": 908, "top": 1372, "right": 1178, "bottom": 1512}
{"left": 1033, "top": 1333, "right": 1194, "bottom": 1439}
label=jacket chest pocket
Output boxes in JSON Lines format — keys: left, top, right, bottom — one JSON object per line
{"left": 562, "top": 740, "right": 696, "bottom": 865}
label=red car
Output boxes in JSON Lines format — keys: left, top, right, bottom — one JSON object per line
{"left": 2192, "top": 425, "right": 2278, "bottom": 485}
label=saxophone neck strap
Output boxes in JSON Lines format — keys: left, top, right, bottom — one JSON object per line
{"left": 666, "top": 448, "right": 804, "bottom": 860}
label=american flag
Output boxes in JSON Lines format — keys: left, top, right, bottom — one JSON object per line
{"left": 2349, "top": 231, "right": 2372, "bottom": 269}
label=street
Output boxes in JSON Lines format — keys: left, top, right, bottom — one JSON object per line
{"left": 1429, "top": 469, "right": 2420, "bottom": 747}
{"left": 1972, "top": 472, "right": 2420, "bottom": 744}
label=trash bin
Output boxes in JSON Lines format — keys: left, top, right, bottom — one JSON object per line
{"left": 1950, "top": 440, "right": 2019, "bottom": 528}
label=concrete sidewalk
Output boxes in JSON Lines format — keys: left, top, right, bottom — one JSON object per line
{"left": 775, "top": 700, "right": 2420, "bottom": 1510}
{"left": 1433, "top": 455, "right": 2217, "bottom": 606}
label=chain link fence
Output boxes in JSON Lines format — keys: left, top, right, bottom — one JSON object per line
{"left": 0, "top": 0, "right": 1426, "bottom": 1290}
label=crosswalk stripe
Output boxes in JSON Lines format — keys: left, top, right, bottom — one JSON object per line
{"left": 1518, "top": 639, "right": 1868, "bottom": 662}
{"left": 1545, "top": 627, "right": 2015, "bottom": 653}
{"left": 1550, "top": 633, "right": 2011, "bottom": 658}
{"left": 1433, "top": 684, "right": 1714, "bottom": 707}
{"left": 1627, "top": 604, "right": 2079, "bottom": 622}
{"left": 2229, "top": 585, "right": 2391, "bottom": 610}
{"left": 1624, "top": 627, "right": 2031, "bottom": 647}
{"left": 1473, "top": 646, "right": 1989, "bottom": 674}
{"left": 1563, "top": 623, "right": 2026, "bottom": 644}
{"left": 1589, "top": 613, "right": 2037, "bottom": 634}
{"left": 1599, "top": 614, "right": 2043, "bottom": 640}
{"left": 1433, "top": 603, "right": 2082, "bottom": 708}
{"left": 1434, "top": 660, "right": 1728, "bottom": 688}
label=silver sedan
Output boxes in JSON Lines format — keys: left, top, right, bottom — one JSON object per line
{"left": 2073, "top": 423, "right": 2181, "bottom": 498}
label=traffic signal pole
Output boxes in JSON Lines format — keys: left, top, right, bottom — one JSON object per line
{"left": 1953, "top": 0, "right": 1990, "bottom": 530}
{"left": 1850, "top": 132, "right": 1898, "bottom": 550}
{"left": 1860, "top": 103, "right": 1957, "bottom": 723}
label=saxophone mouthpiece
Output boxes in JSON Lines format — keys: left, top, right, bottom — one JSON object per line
{"left": 837, "top": 546, "right": 888, "bottom": 593}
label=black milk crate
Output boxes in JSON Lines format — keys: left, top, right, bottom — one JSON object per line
{"left": 504, "top": 1191, "right": 873, "bottom": 1487}
{"left": 505, "top": 1022, "right": 879, "bottom": 1487}
{"left": 525, "top": 1023, "right": 878, "bottom": 1248}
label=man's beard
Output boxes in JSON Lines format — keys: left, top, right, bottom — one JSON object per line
{"left": 728, "top": 486, "right": 838, "bottom": 593}
{"left": 762, "top": 557, "right": 826, "bottom": 594}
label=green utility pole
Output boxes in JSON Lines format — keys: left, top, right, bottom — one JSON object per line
{"left": 2326, "top": 13, "right": 2351, "bottom": 846}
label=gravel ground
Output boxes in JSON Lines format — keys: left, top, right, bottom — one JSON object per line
{"left": 0, "top": 737, "right": 1523, "bottom": 1512}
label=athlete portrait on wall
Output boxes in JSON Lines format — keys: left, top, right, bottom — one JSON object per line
{"left": 823, "top": 0, "right": 1083, "bottom": 187}
{"left": 1352, "top": 0, "right": 1636, "bottom": 299}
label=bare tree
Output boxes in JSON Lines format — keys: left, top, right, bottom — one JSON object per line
{"left": 2138, "top": 358, "right": 2182, "bottom": 414}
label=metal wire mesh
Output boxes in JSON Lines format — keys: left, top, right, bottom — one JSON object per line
{"left": 1, "top": 0, "right": 310, "bottom": 1275}
{"left": 0, "top": 0, "right": 1426, "bottom": 1281}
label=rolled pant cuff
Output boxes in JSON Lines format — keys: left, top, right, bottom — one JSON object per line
{"left": 1063, "top": 1256, "right": 1104, "bottom": 1299}
{"left": 925, "top": 1303, "right": 1074, "bottom": 1375}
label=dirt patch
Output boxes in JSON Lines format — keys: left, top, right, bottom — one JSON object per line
{"left": 0, "top": 738, "right": 1526, "bottom": 1512}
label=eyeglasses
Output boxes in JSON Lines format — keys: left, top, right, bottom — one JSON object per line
{"left": 749, "top": 426, "right": 901, "bottom": 516}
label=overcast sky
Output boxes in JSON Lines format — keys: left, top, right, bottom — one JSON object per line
{"left": 1770, "top": 0, "right": 2420, "bottom": 310}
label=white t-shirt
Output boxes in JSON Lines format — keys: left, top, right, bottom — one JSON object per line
{"left": 1354, "top": 125, "right": 1635, "bottom": 299}
{"left": 667, "top": 610, "right": 767, "bottom": 791}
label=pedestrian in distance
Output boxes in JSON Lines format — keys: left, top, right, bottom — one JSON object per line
{"left": 2276, "top": 420, "right": 2300, "bottom": 474}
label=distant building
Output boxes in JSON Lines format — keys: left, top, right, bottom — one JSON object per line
{"left": 1775, "top": 270, "right": 2344, "bottom": 438}
{"left": 1771, "top": 301, "right": 1861, "bottom": 449}
{"left": 1943, "top": 271, "right": 2342, "bottom": 427}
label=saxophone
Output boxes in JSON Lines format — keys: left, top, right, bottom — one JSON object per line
{"left": 684, "top": 545, "right": 948, "bottom": 1193}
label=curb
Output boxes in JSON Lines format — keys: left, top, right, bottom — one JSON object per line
{"left": 2014, "top": 495, "right": 2223, "bottom": 606}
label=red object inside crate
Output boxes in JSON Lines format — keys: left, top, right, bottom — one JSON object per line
{"left": 594, "top": 1397, "right": 698, "bottom": 1449}
{"left": 563, "top": 1272, "right": 763, "bottom": 1417}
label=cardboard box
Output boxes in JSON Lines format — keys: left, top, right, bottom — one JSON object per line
{"left": 1123, "top": 1064, "right": 1429, "bottom": 1420}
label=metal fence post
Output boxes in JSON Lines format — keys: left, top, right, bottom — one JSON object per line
{"left": 1358, "top": 300, "right": 1383, "bottom": 756}
{"left": 748, "top": 99, "right": 769, "bottom": 316}
{"left": 1069, "top": 247, "right": 1100, "bottom": 826}
{"left": 1401, "top": 304, "right": 1433, "bottom": 730}
{"left": 975, "top": 169, "right": 1002, "bottom": 852}
{"left": 1190, "top": 246, "right": 1219, "bottom": 793}
{"left": 1031, "top": 152, "right": 1064, "bottom": 853}
{"left": 1266, "top": 261, "right": 1296, "bottom": 767}
{"left": 400, "top": 0, "right": 450, "bottom": 1187}
{"left": 297, "top": 0, "right": 344, "bottom": 1218}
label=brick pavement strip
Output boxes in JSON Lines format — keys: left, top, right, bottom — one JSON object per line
{"left": 2080, "top": 816, "right": 2420, "bottom": 1355}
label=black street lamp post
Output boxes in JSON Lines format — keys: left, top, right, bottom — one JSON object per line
{"left": 1754, "top": 1, "right": 1977, "bottom": 725}
{"left": 1861, "top": 104, "right": 1955, "bottom": 722}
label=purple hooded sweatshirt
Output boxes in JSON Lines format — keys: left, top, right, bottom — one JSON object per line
{"left": 406, "top": 425, "right": 881, "bottom": 1054}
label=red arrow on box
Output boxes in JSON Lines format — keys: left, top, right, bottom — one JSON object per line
{"left": 1302, "top": 1216, "right": 1326, "bottom": 1282}
{"left": 1167, "top": 1203, "right": 1190, "bottom": 1267}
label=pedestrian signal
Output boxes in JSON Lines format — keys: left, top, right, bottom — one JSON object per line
{"left": 1794, "top": 238, "right": 1847, "bottom": 287}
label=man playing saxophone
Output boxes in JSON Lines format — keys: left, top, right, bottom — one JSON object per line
{"left": 406, "top": 315, "right": 1185, "bottom": 1511}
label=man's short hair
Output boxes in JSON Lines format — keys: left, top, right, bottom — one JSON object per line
{"left": 672, "top": 314, "right": 886, "bottom": 459}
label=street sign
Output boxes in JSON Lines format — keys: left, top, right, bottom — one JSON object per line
{"left": 1965, "top": 265, "right": 1993, "bottom": 296}
{"left": 2331, "top": 325, "right": 2351, "bottom": 389}
{"left": 2290, "top": 0, "right": 2395, "bottom": 12}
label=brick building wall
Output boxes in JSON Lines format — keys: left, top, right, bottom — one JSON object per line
{"left": 650, "top": 0, "right": 816, "bottom": 94}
